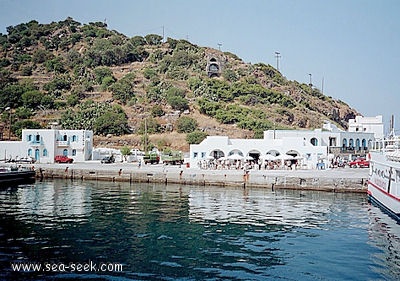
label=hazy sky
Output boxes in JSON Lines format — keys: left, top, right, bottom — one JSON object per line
{"left": 1, "top": 0, "right": 399, "bottom": 133}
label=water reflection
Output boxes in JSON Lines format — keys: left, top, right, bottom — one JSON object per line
{"left": 0, "top": 180, "right": 399, "bottom": 280}
{"left": 0, "top": 181, "right": 92, "bottom": 224}
{"left": 367, "top": 204, "right": 400, "bottom": 280}
{"left": 189, "top": 188, "right": 365, "bottom": 230}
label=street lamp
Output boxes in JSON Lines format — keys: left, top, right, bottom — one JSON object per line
{"left": 308, "top": 73, "right": 312, "bottom": 87}
{"left": 5, "top": 107, "right": 11, "bottom": 140}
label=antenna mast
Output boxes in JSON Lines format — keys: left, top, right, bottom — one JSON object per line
{"left": 390, "top": 115, "right": 395, "bottom": 137}
{"left": 275, "top": 51, "right": 281, "bottom": 71}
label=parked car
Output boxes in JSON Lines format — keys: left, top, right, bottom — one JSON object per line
{"left": 349, "top": 158, "right": 369, "bottom": 168}
{"left": 54, "top": 155, "right": 74, "bottom": 163}
{"left": 101, "top": 155, "right": 115, "bottom": 164}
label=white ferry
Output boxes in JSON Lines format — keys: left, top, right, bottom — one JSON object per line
{"left": 367, "top": 137, "right": 400, "bottom": 221}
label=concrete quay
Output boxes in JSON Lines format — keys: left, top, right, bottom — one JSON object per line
{"left": 26, "top": 162, "right": 369, "bottom": 193}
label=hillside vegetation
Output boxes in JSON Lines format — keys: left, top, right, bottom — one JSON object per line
{"left": 0, "top": 18, "right": 358, "bottom": 151}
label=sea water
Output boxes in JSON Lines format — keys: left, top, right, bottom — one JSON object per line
{"left": 0, "top": 179, "right": 399, "bottom": 280}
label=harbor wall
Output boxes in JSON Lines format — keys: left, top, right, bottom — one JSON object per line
{"left": 33, "top": 165, "right": 368, "bottom": 193}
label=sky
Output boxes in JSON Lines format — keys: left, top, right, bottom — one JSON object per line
{"left": 1, "top": 0, "right": 399, "bottom": 133}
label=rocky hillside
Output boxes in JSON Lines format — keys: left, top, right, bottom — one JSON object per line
{"left": 0, "top": 18, "right": 358, "bottom": 151}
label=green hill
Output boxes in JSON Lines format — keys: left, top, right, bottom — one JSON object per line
{"left": 0, "top": 18, "right": 358, "bottom": 151}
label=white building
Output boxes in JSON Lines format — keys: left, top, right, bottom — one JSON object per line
{"left": 189, "top": 135, "right": 327, "bottom": 169}
{"left": 348, "top": 115, "right": 384, "bottom": 140}
{"left": 0, "top": 129, "right": 93, "bottom": 163}
{"left": 264, "top": 120, "right": 376, "bottom": 155}
{"left": 189, "top": 118, "right": 383, "bottom": 169}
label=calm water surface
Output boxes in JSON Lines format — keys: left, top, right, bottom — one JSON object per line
{"left": 0, "top": 179, "right": 399, "bottom": 280}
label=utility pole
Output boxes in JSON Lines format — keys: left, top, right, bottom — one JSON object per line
{"left": 308, "top": 73, "right": 312, "bottom": 87}
{"left": 144, "top": 118, "right": 148, "bottom": 152}
{"left": 321, "top": 77, "right": 324, "bottom": 94}
{"left": 275, "top": 51, "right": 281, "bottom": 71}
{"left": 162, "top": 25, "right": 165, "bottom": 42}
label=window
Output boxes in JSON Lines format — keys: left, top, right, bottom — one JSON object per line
{"left": 356, "top": 139, "right": 361, "bottom": 150}
{"left": 362, "top": 139, "right": 367, "bottom": 149}
{"left": 201, "top": 152, "right": 206, "bottom": 158}
{"left": 72, "top": 135, "right": 78, "bottom": 142}
{"left": 63, "top": 149, "right": 68, "bottom": 156}
{"left": 72, "top": 149, "right": 76, "bottom": 156}
{"left": 310, "top": 137, "right": 318, "bottom": 146}
{"left": 35, "top": 134, "right": 40, "bottom": 142}
{"left": 27, "top": 135, "right": 32, "bottom": 141}
{"left": 28, "top": 149, "right": 32, "bottom": 156}
{"left": 63, "top": 135, "right": 67, "bottom": 141}
{"left": 43, "top": 149, "right": 48, "bottom": 157}
{"left": 329, "top": 137, "right": 337, "bottom": 147}
{"left": 193, "top": 152, "right": 198, "bottom": 158}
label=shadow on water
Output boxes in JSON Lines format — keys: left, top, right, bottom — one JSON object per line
{"left": 0, "top": 178, "right": 36, "bottom": 189}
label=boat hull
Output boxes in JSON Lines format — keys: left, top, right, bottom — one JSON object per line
{"left": 367, "top": 152, "right": 400, "bottom": 221}
{"left": 368, "top": 182, "right": 400, "bottom": 221}
{"left": 0, "top": 170, "right": 36, "bottom": 186}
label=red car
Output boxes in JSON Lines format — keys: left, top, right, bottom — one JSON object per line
{"left": 54, "top": 155, "right": 74, "bottom": 163}
{"left": 349, "top": 158, "right": 369, "bottom": 168}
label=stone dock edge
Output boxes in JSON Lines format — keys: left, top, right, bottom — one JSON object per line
{"left": 33, "top": 165, "right": 369, "bottom": 193}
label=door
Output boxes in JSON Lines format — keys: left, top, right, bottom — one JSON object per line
{"left": 35, "top": 149, "right": 40, "bottom": 162}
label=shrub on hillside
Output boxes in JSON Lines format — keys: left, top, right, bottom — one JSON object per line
{"left": 176, "top": 116, "right": 197, "bottom": 133}
{"left": 150, "top": 105, "right": 164, "bottom": 117}
{"left": 167, "top": 95, "right": 189, "bottom": 111}
{"left": 12, "top": 120, "right": 42, "bottom": 138}
{"left": 145, "top": 34, "right": 162, "bottom": 45}
{"left": 186, "top": 130, "right": 208, "bottom": 144}
{"left": 94, "top": 67, "right": 113, "bottom": 84}
{"left": 165, "top": 87, "right": 189, "bottom": 111}
{"left": 43, "top": 76, "right": 71, "bottom": 92}
{"left": 60, "top": 101, "right": 130, "bottom": 136}
{"left": 110, "top": 73, "right": 136, "bottom": 104}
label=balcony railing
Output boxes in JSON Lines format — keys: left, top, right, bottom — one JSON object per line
{"left": 329, "top": 146, "right": 369, "bottom": 154}
{"left": 56, "top": 140, "right": 70, "bottom": 147}
{"left": 29, "top": 140, "right": 42, "bottom": 146}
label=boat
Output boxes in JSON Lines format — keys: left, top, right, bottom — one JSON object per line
{"left": 0, "top": 166, "right": 36, "bottom": 186}
{"left": 367, "top": 136, "right": 400, "bottom": 221}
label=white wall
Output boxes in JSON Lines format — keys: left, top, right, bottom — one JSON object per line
{"left": 189, "top": 135, "right": 327, "bottom": 169}
{"left": 0, "top": 141, "right": 27, "bottom": 160}
{"left": 348, "top": 115, "right": 384, "bottom": 140}
{"left": 1, "top": 129, "right": 93, "bottom": 163}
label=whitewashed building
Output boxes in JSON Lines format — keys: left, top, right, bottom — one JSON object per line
{"left": 0, "top": 129, "right": 93, "bottom": 163}
{"left": 348, "top": 115, "right": 384, "bottom": 140}
{"left": 189, "top": 135, "right": 327, "bottom": 169}
{"left": 264, "top": 120, "right": 377, "bottom": 155}
{"left": 189, "top": 117, "right": 383, "bottom": 169}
